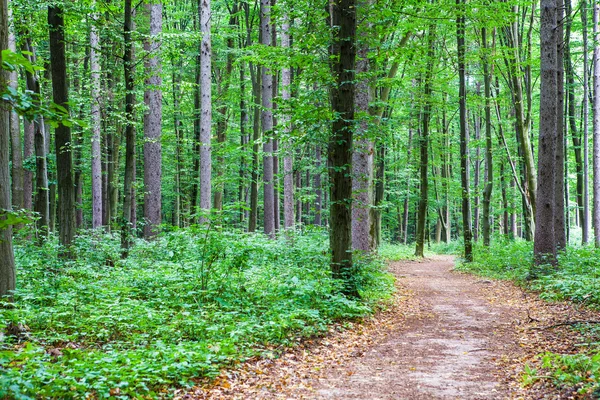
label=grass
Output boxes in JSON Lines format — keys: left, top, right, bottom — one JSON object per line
{"left": 0, "top": 227, "right": 394, "bottom": 399}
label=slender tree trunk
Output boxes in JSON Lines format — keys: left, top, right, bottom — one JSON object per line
{"left": 248, "top": 63, "right": 260, "bottom": 232}
{"left": 457, "top": 0, "right": 473, "bottom": 261}
{"left": 282, "top": 12, "right": 294, "bottom": 230}
{"left": 121, "top": 0, "right": 136, "bottom": 256}
{"left": 199, "top": 0, "right": 212, "bottom": 220}
{"left": 172, "top": 58, "right": 183, "bottom": 228}
{"left": 90, "top": 11, "right": 103, "bottom": 229}
{"left": 315, "top": 146, "right": 323, "bottom": 226}
{"left": 534, "top": 0, "right": 558, "bottom": 266}
{"left": 143, "top": 2, "right": 163, "bottom": 238}
{"left": 583, "top": 0, "right": 591, "bottom": 244}
{"left": 555, "top": 0, "right": 566, "bottom": 250}
{"left": 482, "top": 27, "right": 494, "bottom": 247}
{"left": 7, "top": 2, "right": 22, "bottom": 212}
{"left": 328, "top": 0, "right": 358, "bottom": 296}
{"left": 593, "top": 0, "right": 600, "bottom": 246}
{"left": 473, "top": 109, "right": 481, "bottom": 242}
{"left": 0, "top": 0, "right": 16, "bottom": 297}
{"left": 415, "top": 25, "right": 435, "bottom": 257}
{"left": 49, "top": 5, "right": 75, "bottom": 251}
{"left": 261, "top": 0, "right": 275, "bottom": 237}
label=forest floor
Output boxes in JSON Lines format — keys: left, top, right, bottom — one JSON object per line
{"left": 179, "top": 256, "right": 600, "bottom": 399}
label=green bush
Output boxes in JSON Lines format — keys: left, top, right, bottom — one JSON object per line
{"left": 0, "top": 228, "right": 393, "bottom": 399}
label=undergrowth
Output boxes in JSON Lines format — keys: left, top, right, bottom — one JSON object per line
{"left": 0, "top": 227, "right": 393, "bottom": 399}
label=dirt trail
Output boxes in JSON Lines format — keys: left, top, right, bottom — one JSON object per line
{"left": 184, "top": 255, "right": 591, "bottom": 399}
{"left": 313, "top": 255, "right": 518, "bottom": 399}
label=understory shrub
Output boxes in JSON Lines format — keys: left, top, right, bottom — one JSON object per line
{"left": 0, "top": 227, "right": 393, "bottom": 399}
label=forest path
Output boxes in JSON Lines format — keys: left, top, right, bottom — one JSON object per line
{"left": 183, "top": 256, "right": 555, "bottom": 399}
{"left": 309, "top": 255, "right": 519, "bottom": 399}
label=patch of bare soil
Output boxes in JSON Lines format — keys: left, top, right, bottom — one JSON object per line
{"left": 179, "top": 256, "right": 600, "bottom": 399}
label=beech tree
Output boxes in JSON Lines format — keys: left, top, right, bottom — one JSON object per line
{"left": 143, "top": 1, "right": 163, "bottom": 238}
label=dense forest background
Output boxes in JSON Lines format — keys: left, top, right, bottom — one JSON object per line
{"left": 1, "top": 0, "right": 600, "bottom": 396}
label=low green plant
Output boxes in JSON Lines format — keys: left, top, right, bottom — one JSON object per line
{"left": 0, "top": 228, "right": 393, "bottom": 399}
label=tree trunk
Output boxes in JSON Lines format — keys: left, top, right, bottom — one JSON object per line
{"left": 352, "top": 53, "right": 373, "bottom": 253}
{"left": 482, "top": 27, "right": 493, "bottom": 247}
{"left": 90, "top": 12, "right": 103, "bottom": 229}
{"left": 49, "top": 5, "right": 76, "bottom": 251}
{"left": 121, "top": 0, "right": 136, "bottom": 256}
{"left": 143, "top": 2, "right": 163, "bottom": 238}
{"left": 415, "top": 26, "right": 435, "bottom": 257}
{"left": 282, "top": 13, "right": 294, "bottom": 230}
{"left": 7, "top": 1, "right": 22, "bottom": 211}
{"left": 583, "top": 0, "right": 591, "bottom": 244}
{"left": 594, "top": 0, "right": 600, "bottom": 246}
{"left": 261, "top": 0, "right": 275, "bottom": 238}
{"left": 248, "top": 63, "right": 260, "bottom": 232}
{"left": 555, "top": 0, "right": 566, "bottom": 250}
{"left": 0, "top": 0, "right": 16, "bottom": 298}
{"left": 328, "top": 0, "right": 358, "bottom": 296}
{"left": 199, "top": 0, "right": 212, "bottom": 220}
{"left": 534, "top": 0, "right": 558, "bottom": 266}
{"left": 457, "top": 0, "right": 473, "bottom": 261}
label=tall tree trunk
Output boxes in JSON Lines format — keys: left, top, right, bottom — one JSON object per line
{"left": 415, "top": 25, "right": 435, "bottom": 257}
{"left": 121, "top": 0, "right": 136, "bottom": 256}
{"left": 352, "top": 53, "right": 373, "bottom": 253}
{"left": 90, "top": 11, "right": 103, "bottom": 229}
{"left": 565, "top": 1, "right": 585, "bottom": 235}
{"left": 328, "top": 0, "right": 358, "bottom": 296}
{"left": 482, "top": 25, "right": 493, "bottom": 247}
{"left": 248, "top": 63, "right": 260, "bottom": 232}
{"left": 48, "top": 5, "right": 75, "bottom": 251}
{"left": 473, "top": 108, "right": 481, "bottom": 242}
{"left": 282, "top": 13, "right": 294, "bottom": 230}
{"left": 172, "top": 59, "right": 183, "bottom": 228}
{"left": 457, "top": 0, "right": 473, "bottom": 261}
{"left": 555, "top": 0, "right": 566, "bottom": 250}
{"left": 261, "top": 0, "right": 275, "bottom": 238}
{"left": 583, "top": 0, "right": 591, "bottom": 244}
{"left": 199, "top": 0, "right": 212, "bottom": 220}
{"left": 594, "top": 0, "right": 600, "bottom": 246}
{"left": 315, "top": 146, "right": 323, "bottom": 226}
{"left": 7, "top": 1, "right": 22, "bottom": 211}
{"left": 0, "top": 0, "right": 16, "bottom": 297}
{"left": 534, "top": 0, "right": 558, "bottom": 266}
{"left": 143, "top": 2, "right": 163, "bottom": 238}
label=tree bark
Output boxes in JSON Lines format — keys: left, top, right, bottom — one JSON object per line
{"left": 594, "top": 0, "right": 600, "bottom": 246}
{"left": 534, "top": 0, "right": 558, "bottom": 266}
{"left": 583, "top": 0, "right": 591, "bottom": 244}
{"left": 352, "top": 53, "right": 373, "bottom": 253}
{"left": 199, "top": 0, "right": 212, "bottom": 220}
{"left": 261, "top": 0, "right": 275, "bottom": 238}
{"left": 555, "top": 0, "right": 566, "bottom": 250}
{"left": 0, "top": 0, "right": 16, "bottom": 298}
{"left": 143, "top": 1, "right": 163, "bottom": 238}
{"left": 415, "top": 25, "right": 435, "bottom": 258}
{"left": 282, "top": 12, "right": 294, "bottom": 230}
{"left": 482, "top": 26, "right": 493, "bottom": 247}
{"left": 7, "top": 1, "right": 22, "bottom": 211}
{"left": 121, "top": 0, "right": 136, "bottom": 256}
{"left": 48, "top": 5, "right": 76, "bottom": 251}
{"left": 90, "top": 10, "right": 103, "bottom": 229}
{"left": 328, "top": 0, "right": 358, "bottom": 296}
{"left": 457, "top": 0, "right": 473, "bottom": 261}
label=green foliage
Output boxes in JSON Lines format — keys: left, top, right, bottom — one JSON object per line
{"left": 0, "top": 229, "right": 393, "bottom": 398}
{"left": 455, "top": 239, "right": 532, "bottom": 281}
{"left": 522, "top": 352, "right": 600, "bottom": 396}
